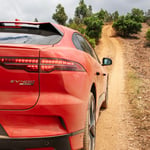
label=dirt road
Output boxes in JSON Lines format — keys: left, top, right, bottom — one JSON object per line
{"left": 95, "top": 25, "right": 129, "bottom": 150}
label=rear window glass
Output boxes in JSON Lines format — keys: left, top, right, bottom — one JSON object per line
{"left": 0, "top": 28, "right": 62, "bottom": 45}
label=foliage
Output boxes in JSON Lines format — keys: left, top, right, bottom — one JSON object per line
{"left": 84, "top": 35, "right": 96, "bottom": 48}
{"left": 112, "top": 11, "right": 119, "bottom": 21}
{"left": 97, "top": 9, "right": 107, "bottom": 21}
{"left": 127, "top": 8, "right": 144, "bottom": 23}
{"left": 67, "top": 22, "right": 79, "bottom": 30}
{"left": 87, "top": 5, "right": 93, "bottom": 17}
{"left": 68, "top": 18, "right": 74, "bottom": 25}
{"left": 113, "top": 15, "right": 142, "bottom": 37}
{"left": 52, "top": 4, "right": 68, "bottom": 25}
{"left": 74, "top": 0, "right": 92, "bottom": 24}
{"left": 67, "top": 22, "right": 85, "bottom": 34}
{"left": 95, "top": 9, "right": 112, "bottom": 22}
{"left": 78, "top": 28, "right": 86, "bottom": 35}
{"left": 84, "top": 16, "right": 103, "bottom": 43}
{"left": 146, "top": 29, "right": 150, "bottom": 41}
{"left": 68, "top": 22, "right": 95, "bottom": 48}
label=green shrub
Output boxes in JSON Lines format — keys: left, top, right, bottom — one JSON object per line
{"left": 84, "top": 16, "right": 103, "bottom": 43}
{"left": 113, "top": 16, "right": 142, "bottom": 37}
{"left": 84, "top": 35, "right": 96, "bottom": 48}
{"left": 67, "top": 23, "right": 85, "bottom": 35}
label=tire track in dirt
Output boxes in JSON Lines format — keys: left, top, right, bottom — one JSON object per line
{"left": 95, "top": 25, "right": 129, "bottom": 150}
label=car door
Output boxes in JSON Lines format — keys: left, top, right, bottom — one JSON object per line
{"left": 72, "top": 33, "right": 106, "bottom": 107}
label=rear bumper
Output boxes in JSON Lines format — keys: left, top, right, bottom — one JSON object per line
{"left": 0, "top": 130, "right": 83, "bottom": 150}
{"left": 0, "top": 93, "right": 88, "bottom": 149}
{"left": 0, "top": 93, "right": 87, "bottom": 150}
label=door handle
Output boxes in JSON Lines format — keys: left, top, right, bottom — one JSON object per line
{"left": 96, "top": 72, "right": 100, "bottom": 76}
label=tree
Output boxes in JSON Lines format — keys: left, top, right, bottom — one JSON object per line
{"left": 84, "top": 16, "right": 103, "bottom": 43}
{"left": 34, "top": 18, "right": 38, "bottom": 22}
{"left": 113, "top": 15, "right": 142, "bottom": 37}
{"left": 127, "top": 8, "right": 144, "bottom": 23}
{"left": 68, "top": 18, "right": 74, "bottom": 25}
{"left": 74, "top": 0, "right": 88, "bottom": 24}
{"left": 52, "top": 4, "right": 68, "bottom": 25}
{"left": 97, "top": 9, "right": 107, "bottom": 21}
{"left": 96, "top": 9, "right": 112, "bottom": 22}
{"left": 87, "top": 5, "right": 93, "bottom": 17}
{"left": 112, "top": 11, "right": 119, "bottom": 21}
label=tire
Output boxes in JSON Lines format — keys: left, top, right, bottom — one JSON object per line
{"left": 102, "top": 75, "right": 109, "bottom": 109}
{"left": 83, "top": 92, "right": 96, "bottom": 150}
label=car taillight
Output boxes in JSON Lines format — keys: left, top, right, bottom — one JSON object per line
{"left": 0, "top": 57, "right": 39, "bottom": 72}
{"left": 0, "top": 57, "right": 85, "bottom": 73}
{"left": 40, "top": 58, "right": 85, "bottom": 72}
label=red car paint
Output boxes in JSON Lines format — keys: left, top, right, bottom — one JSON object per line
{"left": 0, "top": 21, "right": 111, "bottom": 150}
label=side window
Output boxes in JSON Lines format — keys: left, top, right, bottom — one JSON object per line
{"left": 73, "top": 33, "right": 93, "bottom": 55}
{"left": 77, "top": 35, "right": 91, "bottom": 54}
{"left": 72, "top": 33, "right": 82, "bottom": 50}
{"left": 72, "top": 33, "right": 101, "bottom": 63}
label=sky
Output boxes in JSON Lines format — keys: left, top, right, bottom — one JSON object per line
{"left": 0, "top": 0, "right": 149, "bottom": 23}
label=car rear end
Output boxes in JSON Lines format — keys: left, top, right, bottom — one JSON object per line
{"left": 0, "top": 22, "right": 91, "bottom": 150}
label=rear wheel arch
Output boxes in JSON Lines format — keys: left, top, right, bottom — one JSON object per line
{"left": 90, "top": 83, "right": 97, "bottom": 107}
{"left": 101, "top": 74, "right": 109, "bottom": 109}
{"left": 90, "top": 83, "right": 96, "bottom": 105}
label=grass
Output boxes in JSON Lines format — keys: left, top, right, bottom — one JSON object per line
{"left": 125, "top": 68, "right": 146, "bottom": 119}
{"left": 126, "top": 69, "right": 141, "bottom": 102}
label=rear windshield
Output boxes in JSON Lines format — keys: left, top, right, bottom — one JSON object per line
{"left": 0, "top": 28, "right": 62, "bottom": 45}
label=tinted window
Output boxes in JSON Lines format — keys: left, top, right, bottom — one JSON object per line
{"left": 73, "top": 33, "right": 97, "bottom": 57}
{"left": 72, "top": 34, "right": 83, "bottom": 50}
{"left": 73, "top": 33, "right": 101, "bottom": 63}
{"left": 73, "top": 33, "right": 92, "bottom": 54}
{"left": 76, "top": 35, "right": 91, "bottom": 53}
{"left": 0, "top": 28, "right": 62, "bottom": 45}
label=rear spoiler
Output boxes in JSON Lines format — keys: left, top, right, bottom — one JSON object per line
{"left": 0, "top": 21, "right": 63, "bottom": 36}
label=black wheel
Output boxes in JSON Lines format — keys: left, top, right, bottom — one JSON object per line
{"left": 83, "top": 92, "right": 96, "bottom": 150}
{"left": 102, "top": 75, "right": 109, "bottom": 109}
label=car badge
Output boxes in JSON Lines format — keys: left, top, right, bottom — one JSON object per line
{"left": 10, "top": 80, "right": 35, "bottom": 86}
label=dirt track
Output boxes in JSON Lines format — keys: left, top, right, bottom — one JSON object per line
{"left": 95, "top": 25, "right": 129, "bottom": 150}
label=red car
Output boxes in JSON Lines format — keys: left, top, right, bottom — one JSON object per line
{"left": 0, "top": 21, "right": 112, "bottom": 150}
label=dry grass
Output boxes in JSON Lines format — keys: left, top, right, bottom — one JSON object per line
{"left": 121, "top": 23, "right": 150, "bottom": 150}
